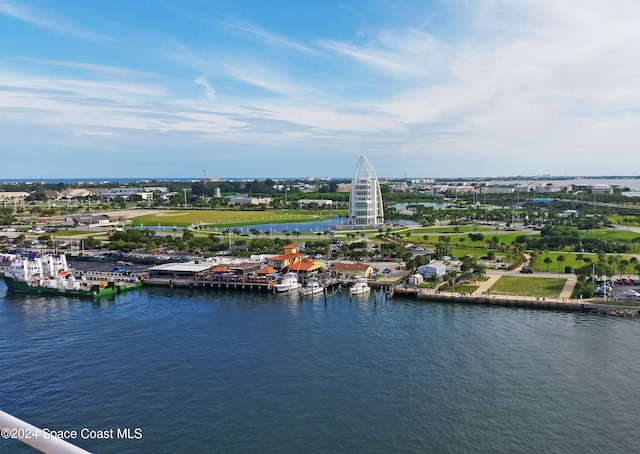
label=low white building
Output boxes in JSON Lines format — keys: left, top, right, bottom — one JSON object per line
{"left": 298, "top": 199, "right": 333, "bottom": 209}
{"left": 417, "top": 261, "right": 447, "bottom": 278}
{"left": 590, "top": 184, "right": 613, "bottom": 194}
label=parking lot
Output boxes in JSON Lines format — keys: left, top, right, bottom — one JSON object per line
{"left": 595, "top": 280, "right": 640, "bottom": 303}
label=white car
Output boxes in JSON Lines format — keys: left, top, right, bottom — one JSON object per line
{"left": 597, "top": 285, "right": 613, "bottom": 292}
{"left": 625, "top": 290, "right": 640, "bottom": 297}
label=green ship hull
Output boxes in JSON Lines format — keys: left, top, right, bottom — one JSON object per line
{"left": 2, "top": 276, "right": 139, "bottom": 298}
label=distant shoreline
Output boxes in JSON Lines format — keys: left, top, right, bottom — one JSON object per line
{"left": 1, "top": 175, "right": 639, "bottom": 184}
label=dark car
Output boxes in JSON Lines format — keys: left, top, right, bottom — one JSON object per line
{"left": 520, "top": 268, "right": 533, "bottom": 274}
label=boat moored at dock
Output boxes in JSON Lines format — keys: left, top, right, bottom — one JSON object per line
{"left": 2, "top": 253, "right": 140, "bottom": 298}
{"left": 349, "top": 277, "right": 371, "bottom": 296}
{"left": 274, "top": 272, "right": 302, "bottom": 292}
{"left": 300, "top": 277, "right": 325, "bottom": 296}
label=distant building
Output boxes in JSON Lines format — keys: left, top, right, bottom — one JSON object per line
{"left": 225, "top": 194, "right": 272, "bottom": 206}
{"left": 481, "top": 186, "right": 514, "bottom": 194}
{"left": 0, "top": 192, "right": 29, "bottom": 204}
{"left": 298, "top": 199, "right": 333, "bottom": 209}
{"left": 590, "top": 184, "right": 613, "bottom": 194}
{"left": 347, "top": 155, "right": 384, "bottom": 227}
{"left": 63, "top": 214, "right": 111, "bottom": 227}
{"left": 336, "top": 183, "right": 351, "bottom": 193}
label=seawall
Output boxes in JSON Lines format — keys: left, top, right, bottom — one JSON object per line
{"left": 390, "top": 286, "right": 640, "bottom": 317}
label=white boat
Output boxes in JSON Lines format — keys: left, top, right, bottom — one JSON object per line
{"left": 300, "top": 277, "right": 325, "bottom": 296}
{"left": 274, "top": 272, "right": 302, "bottom": 292}
{"left": 349, "top": 277, "right": 371, "bottom": 295}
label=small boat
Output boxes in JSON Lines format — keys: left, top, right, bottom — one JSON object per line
{"left": 274, "top": 272, "right": 302, "bottom": 292}
{"left": 300, "top": 277, "right": 325, "bottom": 296}
{"left": 349, "top": 277, "right": 371, "bottom": 296}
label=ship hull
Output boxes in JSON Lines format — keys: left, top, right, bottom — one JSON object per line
{"left": 2, "top": 276, "right": 117, "bottom": 298}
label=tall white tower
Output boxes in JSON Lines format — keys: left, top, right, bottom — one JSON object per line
{"left": 348, "top": 155, "right": 384, "bottom": 227}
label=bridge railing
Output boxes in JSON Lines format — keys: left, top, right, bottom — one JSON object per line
{"left": 0, "top": 409, "right": 91, "bottom": 454}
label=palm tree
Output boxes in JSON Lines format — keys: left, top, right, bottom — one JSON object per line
{"left": 619, "top": 259, "right": 629, "bottom": 279}
{"left": 575, "top": 253, "right": 584, "bottom": 268}
{"left": 557, "top": 255, "right": 566, "bottom": 272}
{"left": 544, "top": 257, "right": 553, "bottom": 271}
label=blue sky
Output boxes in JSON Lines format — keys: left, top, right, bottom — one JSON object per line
{"left": 1, "top": 0, "right": 640, "bottom": 179}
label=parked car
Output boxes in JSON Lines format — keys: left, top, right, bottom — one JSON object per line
{"left": 625, "top": 290, "right": 640, "bottom": 297}
{"left": 520, "top": 268, "right": 533, "bottom": 274}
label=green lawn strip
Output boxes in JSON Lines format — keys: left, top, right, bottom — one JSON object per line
{"left": 131, "top": 210, "right": 335, "bottom": 228}
{"left": 608, "top": 215, "right": 640, "bottom": 226}
{"left": 444, "top": 284, "right": 479, "bottom": 293}
{"left": 581, "top": 229, "right": 640, "bottom": 249}
{"left": 410, "top": 232, "right": 539, "bottom": 249}
{"left": 490, "top": 276, "right": 567, "bottom": 298}
{"left": 409, "top": 226, "right": 496, "bottom": 234}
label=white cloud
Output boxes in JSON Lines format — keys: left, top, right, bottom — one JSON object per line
{"left": 194, "top": 76, "right": 216, "bottom": 99}
{"left": 0, "top": 0, "right": 112, "bottom": 41}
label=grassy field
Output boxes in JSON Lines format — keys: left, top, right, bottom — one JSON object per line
{"left": 490, "top": 276, "right": 567, "bottom": 298}
{"left": 131, "top": 210, "right": 337, "bottom": 228}
{"left": 407, "top": 231, "right": 539, "bottom": 248}
{"left": 581, "top": 229, "right": 640, "bottom": 250}
{"left": 409, "top": 226, "right": 496, "bottom": 234}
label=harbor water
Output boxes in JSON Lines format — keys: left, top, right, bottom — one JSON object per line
{"left": 1, "top": 283, "right": 639, "bottom": 453}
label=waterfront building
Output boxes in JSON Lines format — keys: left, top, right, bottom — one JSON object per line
{"left": 267, "top": 244, "right": 304, "bottom": 271}
{"left": 417, "top": 262, "right": 447, "bottom": 278}
{"left": 590, "top": 184, "right": 613, "bottom": 194}
{"left": 331, "top": 262, "right": 374, "bottom": 278}
{"left": 347, "top": 155, "right": 384, "bottom": 227}
{"left": 288, "top": 258, "right": 324, "bottom": 277}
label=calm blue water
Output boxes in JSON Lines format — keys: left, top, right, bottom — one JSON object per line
{"left": 2, "top": 282, "right": 640, "bottom": 454}
{"left": 139, "top": 218, "right": 419, "bottom": 234}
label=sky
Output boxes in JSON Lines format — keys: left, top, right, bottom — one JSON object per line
{"left": 1, "top": 0, "right": 640, "bottom": 180}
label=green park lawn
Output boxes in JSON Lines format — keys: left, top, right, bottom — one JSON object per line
{"left": 409, "top": 226, "right": 496, "bottom": 234}
{"left": 581, "top": 229, "right": 640, "bottom": 250}
{"left": 490, "top": 276, "right": 567, "bottom": 298}
{"left": 407, "top": 231, "right": 539, "bottom": 249}
{"left": 131, "top": 210, "right": 336, "bottom": 228}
